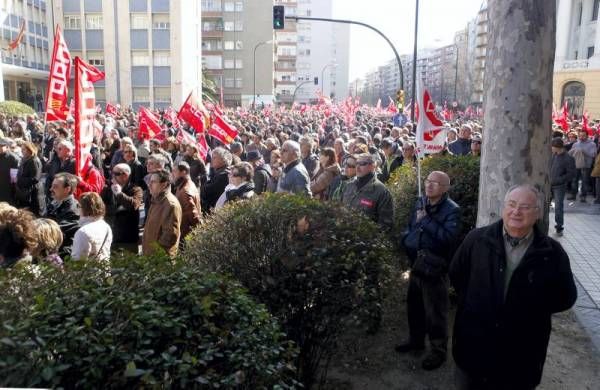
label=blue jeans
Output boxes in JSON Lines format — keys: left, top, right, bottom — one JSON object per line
{"left": 552, "top": 185, "right": 566, "bottom": 230}
{"left": 572, "top": 168, "right": 592, "bottom": 197}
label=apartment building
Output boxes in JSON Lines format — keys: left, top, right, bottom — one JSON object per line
{"left": 0, "top": 0, "right": 52, "bottom": 105}
{"left": 53, "top": 0, "right": 202, "bottom": 109}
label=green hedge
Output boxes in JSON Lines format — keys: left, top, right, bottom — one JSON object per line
{"left": 0, "top": 100, "right": 35, "bottom": 116}
{"left": 182, "top": 193, "right": 394, "bottom": 388}
{"left": 0, "top": 254, "right": 298, "bottom": 389}
{"left": 388, "top": 155, "right": 480, "bottom": 241}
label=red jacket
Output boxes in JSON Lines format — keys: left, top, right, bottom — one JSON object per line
{"left": 76, "top": 163, "right": 105, "bottom": 198}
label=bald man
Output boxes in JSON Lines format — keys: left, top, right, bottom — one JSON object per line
{"left": 398, "top": 171, "right": 461, "bottom": 371}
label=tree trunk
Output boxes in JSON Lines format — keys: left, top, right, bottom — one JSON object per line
{"left": 477, "top": 0, "right": 556, "bottom": 232}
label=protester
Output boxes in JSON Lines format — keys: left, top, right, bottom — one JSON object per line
{"left": 101, "top": 163, "right": 143, "bottom": 253}
{"left": 122, "top": 144, "right": 147, "bottom": 189}
{"left": 592, "top": 151, "right": 600, "bottom": 204}
{"left": 300, "top": 136, "right": 319, "bottom": 179}
{"left": 378, "top": 138, "right": 403, "bottom": 183}
{"left": 215, "top": 162, "right": 256, "bottom": 209}
{"left": 328, "top": 154, "right": 357, "bottom": 202}
{"left": 550, "top": 137, "right": 576, "bottom": 235}
{"left": 341, "top": 153, "right": 394, "bottom": 231}
{"left": 0, "top": 137, "right": 20, "bottom": 204}
{"left": 0, "top": 203, "right": 36, "bottom": 268}
{"left": 142, "top": 169, "right": 182, "bottom": 257}
{"left": 277, "top": 140, "right": 312, "bottom": 196}
{"left": 44, "top": 139, "right": 75, "bottom": 201}
{"left": 247, "top": 150, "right": 272, "bottom": 195}
{"left": 201, "top": 147, "right": 232, "bottom": 212}
{"left": 449, "top": 185, "right": 577, "bottom": 389}
{"left": 397, "top": 171, "right": 461, "bottom": 371}
{"left": 568, "top": 130, "right": 597, "bottom": 202}
{"left": 31, "top": 218, "right": 64, "bottom": 267}
{"left": 15, "top": 141, "right": 45, "bottom": 215}
{"left": 71, "top": 192, "right": 113, "bottom": 261}
{"left": 310, "top": 147, "right": 340, "bottom": 201}
{"left": 46, "top": 172, "right": 80, "bottom": 258}
{"left": 448, "top": 124, "right": 472, "bottom": 156}
{"left": 469, "top": 134, "right": 481, "bottom": 157}
{"left": 172, "top": 161, "right": 202, "bottom": 240}
{"left": 183, "top": 143, "right": 207, "bottom": 188}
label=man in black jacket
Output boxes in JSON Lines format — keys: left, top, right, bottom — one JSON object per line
{"left": 201, "top": 147, "right": 231, "bottom": 212}
{"left": 46, "top": 172, "right": 80, "bottom": 258}
{"left": 449, "top": 185, "right": 576, "bottom": 389}
{"left": 397, "top": 171, "right": 461, "bottom": 370}
{"left": 550, "top": 137, "right": 576, "bottom": 236}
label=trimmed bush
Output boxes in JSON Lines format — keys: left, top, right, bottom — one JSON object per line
{"left": 388, "top": 155, "right": 480, "bottom": 241}
{"left": 0, "top": 100, "right": 35, "bottom": 116}
{"left": 182, "top": 193, "right": 394, "bottom": 388}
{"left": 0, "top": 253, "right": 298, "bottom": 389}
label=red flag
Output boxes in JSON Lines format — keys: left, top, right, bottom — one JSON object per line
{"left": 7, "top": 19, "right": 25, "bottom": 51}
{"left": 387, "top": 97, "right": 398, "bottom": 114}
{"left": 138, "top": 106, "right": 163, "bottom": 140}
{"left": 197, "top": 133, "right": 209, "bottom": 161}
{"left": 205, "top": 101, "right": 224, "bottom": 116}
{"left": 106, "top": 102, "right": 118, "bottom": 116}
{"left": 45, "top": 25, "right": 72, "bottom": 122}
{"left": 68, "top": 98, "right": 75, "bottom": 118}
{"left": 177, "top": 91, "right": 210, "bottom": 133}
{"left": 74, "top": 57, "right": 105, "bottom": 177}
{"left": 208, "top": 113, "right": 238, "bottom": 145}
{"left": 176, "top": 128, "right": 196, "bottom": 145}
{"left": 165, "top": 107, "right": 181, "bottom": 129}
{"left": 376, "top": 98, "right": 382, "bottom": 112}
{"left": 555, "top": 102, "right": 570, "bottom": 132}
{"left": 582, "top": 111, "right": 593, "bottom": 136}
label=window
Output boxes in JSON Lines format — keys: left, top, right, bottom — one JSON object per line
{"left": 234, "top": 20, "right": 243, "bottom": 31}
{"left": 153, "top": 51, "right": 170, "bottom": 66}
{"left": 224, "top": 78, "right": 234, "bottom": 88}
{"left": 132, "top": 52, "right": 150, "bottom": 66}
{"left": 201, "top": 0, "right": 222, "bottom": 11}
{"left": 224, "top": 41, "right": 234, "bottom": 50}
{"left": 235, "top": 78, "right": 243, "bottom": 88}
{"left": 154, "top": 87, "right": 171, "bottom": 102}
{"left": 235, "top": 59, "right": 243, "bottom": 68}
{"left": 132, "top": 87, "right": 150, "bottom": 102}
{"left": 224, "top": 21, "right": 234, "bottom": 31}
{"left": 64, "top": 15, "right": 81, "bottom": 29}
{"left": 224, "top": 59, "right": 234, "bottom": 68}
{"left": 131, "top": 14, "right": 149, "bottom": 29}
{"left": 588, "top": 46, "right": 595, "bottom": 59}
{"left": 593, "top": 0, "right": 600, "bottom": 21}
{"left": 223, "top": 2, "right": 234, "bottom": 11}
{"left": 95, "top": 87, "right": 106, "bottom": 101}
{"left": 86, "top": 14, "right": 103, "bottom": 29}
{"left": 87, "top": 51, "right": 104, "bottom": 66}
{"left": 235, "top": 2, "right": 243, "bottom": 11}
{"left": 152, "top": 14, "right": 170, "bottom": 29}
{"left": 202, "top": 40, "right": 223, "bottom": 50}
{"left": 203, "top": 55, "right": 222, "bottom": 69}
{"left": 235, "top": 40, "right": 243, "bottom": 50}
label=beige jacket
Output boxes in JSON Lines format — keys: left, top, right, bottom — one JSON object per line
{"left": 142, "top": 189, "right": 182, "bottom": 257}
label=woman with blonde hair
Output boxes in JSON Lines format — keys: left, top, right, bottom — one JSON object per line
{"left": 32, "top": 218, "right": 64, "bottom": 267}
{"left": 0, "top": 204, "right": 36, "bottom": 268}
{"left": 71, "top": 192, "right": 113, "bottom": 261}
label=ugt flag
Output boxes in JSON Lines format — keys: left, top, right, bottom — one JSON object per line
{"left": 416, "top": 78, "right": 447, "bottom": 156}
{"left": 45, "top": 25, "right": 72, "bottom": 121}
{"left": 74, "top": 57, "right": 105, "bottom": 177}
{"left": 178, "top": 91, "right": 210, "bottom": 133}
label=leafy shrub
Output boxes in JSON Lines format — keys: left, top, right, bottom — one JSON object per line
{"left": 0, "top": 253, "right": 298, "bottom": 389}
{"left": 0, "top": 100, "right": 35, "bottom": 116}
{"left": 388, "top": 155, "right": 480, "bottom": 241}
{"left": 182, "top": 193, "right": 394, "bottom": 388}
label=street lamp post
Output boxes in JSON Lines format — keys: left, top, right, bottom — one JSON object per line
{"left": 454, "top": 42, "right": 459, "bottom": 102}
{"left": 253, "top": 39, "right": 273, "bottom": 110}
{"left": 321, "top": 62, "right": 336, "bottom": 97}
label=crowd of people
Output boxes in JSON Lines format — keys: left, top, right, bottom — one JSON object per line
{"left": 0, "top": 104, "right": 597, "bottom": 389}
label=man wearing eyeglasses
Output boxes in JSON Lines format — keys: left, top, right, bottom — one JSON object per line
{"left": 397, "top": 171, "right": 460, "bottom": 371}
{"left": 449, "top": 185, "right": 576, "bottom": 389}
{"left": 340, "top": 153, "right": 393, "bottom": 231}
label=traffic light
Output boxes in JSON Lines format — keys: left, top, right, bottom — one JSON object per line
{"left": 273, "top": 5, "right": 285, "bottom": 30}
{"left": 314, "top": 77, "right": 319, "bottom": 85}
{"left": 396, "top": 89, "right": 405, "bottom": 109}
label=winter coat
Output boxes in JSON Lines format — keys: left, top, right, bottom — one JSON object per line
{"left": 302, "top": 154, "right": 320, "bottom": 179}
{"left": 569, "top": 139, "right": 597, "bottom": 168}
{"left": 46, "top": 195, "right": 80, "bottom": 258}
{"left": 327, "top": 174, "right": 353, "bottom": 202}
{"left": 128, "top": 159, "right": 147, "bottom": 190}
{"left": 550, "top": 152, "right": 576, "bottom": 187}
{"left": 71, "top": 217, "right": 113, "bottom": 261}
{"left": 175, "top": 177, "right": 202, "bottom": 239}
{"left": 0, "top": 151, "right": 19, "bottom": 204}
{"left": 402, "top": 194, "right": 461, "bottom": 262}
{"left": 341, "top": 173, "right": 394, "bottom": 231}
{"left": 44, "top": 155, "right": 75, "bottom": 199}
{"left": 449, "top": 220, "right": 577, "bottom": 388}
{"left": 253, "top": 165, "right": 271, "bottom": 195}
{"left": 448, "top": 138, "right": 472, "bottom": 156}
{"left": 591, "top": 153, "right": 600, "bottom": 177}
{"left": 201, "top": 166, "right": 230, "bottom": 211}
{"left": 277, "top": 160, "right": 312, "bottom": 197}
{"left": 184, "top": 156, "right": 207, "bottom": 189}
{"left": 15, "top": 155, "right": 45, "bottom": 214}
{"left": 101, "top": 181, "right": 143, "bottom": 244}
{"left": 142, "top": 189, "right": 182, "bottom": 257}
{"left": 75, "top": 163, "right": 105, "bottom": 198}
{"left": 310, "top": 163, "right": 341, "bottom": 200}
{"left": 225, "top": 182, "right": 255, "bottom": 203}
{"left": 378, "top": 155, "right": 403, "bottom": 183}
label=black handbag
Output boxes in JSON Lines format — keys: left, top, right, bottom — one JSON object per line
{"left": 412, "top": 249, "right": 447, "bottom": 280}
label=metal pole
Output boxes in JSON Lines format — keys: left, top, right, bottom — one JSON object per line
{"left": 410, "top": 0, "right": 419, "bottom": 124}
{"left": 253, "top": 40, "right": 272, "bottom": 110}
{"left": 292, "top": 80, "right": 312, "bottom": 103}
{"left": 286, "top": 15, "right": 404, "bottom": 91}
{"left": 454, "top": 43, "right": 459, "bottom": 102}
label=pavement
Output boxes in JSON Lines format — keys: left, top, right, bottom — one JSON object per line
{"left": 551, "top": 196, "right": 600, "bottom": 353}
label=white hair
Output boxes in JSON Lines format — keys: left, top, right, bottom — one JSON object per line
{"left": 212, "top": 147, "right": 233, "bottom": 166}
{"left": 58, "top": 139, "right": 74, "bottom": 151}
{"left": 503, "top": 184, "right": 544, "bottom": 218}
{"left": 113, "top": 163, "right": 131, "bottom": 175}
{"left": 283, "top": 140, "right": 301, "bottom": 158}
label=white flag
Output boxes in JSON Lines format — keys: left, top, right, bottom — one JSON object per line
{"left": 416, "top": 78, "right": 447, "bottom": 156}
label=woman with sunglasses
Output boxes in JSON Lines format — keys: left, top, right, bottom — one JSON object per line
{"left": 214, "top": 162, "right": 255, "bottom": 210}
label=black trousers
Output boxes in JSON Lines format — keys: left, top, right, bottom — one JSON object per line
{"left": 406, "top": 272, "right": 449, "bottom": 355}
{"left": 454, "top": 366, "right": 536, "bottom": 390}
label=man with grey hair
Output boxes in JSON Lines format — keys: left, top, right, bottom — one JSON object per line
{"left": 44, "top": 138, "right": 76, "bottom": 202}
{"left": 449, "top": 184, "right": 576, "bottom": 389}
{"left": 277, "top": 140, "right": 311, "bottom": 197}
{"left": 448, "top": 124, "right": 472, "bottom": 156}
{"left": 201, "top": 147, "right": 232, "bottom": 212}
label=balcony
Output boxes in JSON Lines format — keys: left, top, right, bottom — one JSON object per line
{"left": 561, "top": 60, "right": 589, "bottom": 70}
{"left": 277, "top": 55, "right": 296, "bottom": 61}
{"left": 203, "top": 10, "right": 223, "bottom": 18}
{"left": 276, "top": 80, "right": 296, "bottom": 85}
{"left": 275, "top": 64, "right": 296, "bottom": 72}
{"left": 203, "top": 28, "right": 224, "bottom": 38}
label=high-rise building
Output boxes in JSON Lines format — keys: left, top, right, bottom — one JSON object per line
{"left": 52, "top": 0, "right": 202, "bottom": 109}
{"left": 201, "top": 0, "right": 274, "bottom": 108}
{"left": 468, "top": 1, "right": 488, "bottom": 106}
{"left": 273, "top": 0, "right": 298, "bottom": 105}
{"left": 0, "top": 0, "right": 53, "bottom": 106}
{"left": 554, "top": 0, "right": 600, "bottom": 118}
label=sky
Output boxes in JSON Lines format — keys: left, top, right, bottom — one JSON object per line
{"left": 332, "top": 0, "right": 485, "bottom": 80}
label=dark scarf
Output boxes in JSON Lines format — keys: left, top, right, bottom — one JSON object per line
{"left": 356, "top": 172, "right": 375, "bottom": 190}
{"left": 225, "top": 182, "right": 255, "bottom": 202}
